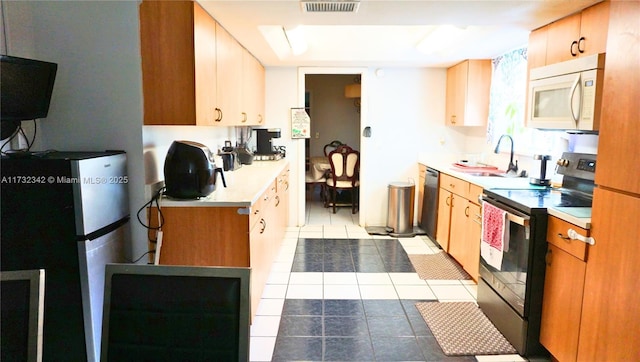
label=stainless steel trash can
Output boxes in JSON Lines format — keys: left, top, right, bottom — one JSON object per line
{"left": 386, "top": 181, "right": 415, "bottom": 236}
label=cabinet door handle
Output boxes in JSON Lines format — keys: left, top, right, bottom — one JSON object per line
{"left": 557, "top": 232, "right": 571, "bottom": 241}
{"left": 446, "top": 196, "right": 451, "bottom": 207}
{"left": 258, "top": 114, "right": 263, "bottom": 124}
{"left": 241, "top": 112, "right": 247, "bottom": 123}
{"left": 450, "top": 115, "right": 457, "bottom": 124}
{"left": 464, "top": 205, "right": 470, "bottom": 217}
{"left": 260, "top": 219, "right": 267, "bottom": 234}
{"left": 577, "top": 36, "right": 586, "bottom": 53}
{"left": 275, "top": 195, "right": 280, "bottom": 207}
{"left": 215, "top": 108, "right": 222, "bottom": 122}
{"left": 570, "top": 40, "right": 579, "bottom": 56}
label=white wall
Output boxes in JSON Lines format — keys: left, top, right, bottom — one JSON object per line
{"left": 362, "top": 67, "right": 471, "bottom": 225}
{"left": 264, "top": 67, "right": 471, "bottom": 227}
{"left": 2, "top": 1, "right": 146, "bottom": 262}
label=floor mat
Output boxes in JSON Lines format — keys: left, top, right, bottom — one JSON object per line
{"left": 415, "top": 301, "right": 517, "bottom": 356}
{"left": 408, "top": 252, "right": 471, "bottom": 280}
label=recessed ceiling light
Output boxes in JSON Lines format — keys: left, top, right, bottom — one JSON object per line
{"left": 416, "top": 25, "right": 467, "bottom": 55}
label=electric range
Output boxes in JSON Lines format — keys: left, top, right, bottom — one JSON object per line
{"left": 478, "top": 152, "right": 596, "bottom": 357}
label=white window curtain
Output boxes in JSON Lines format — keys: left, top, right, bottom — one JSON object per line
{"left": 487, "top": 47, "right": 565, "bottom": 154}
{"left": 486, "top": 47, "right": 528, "bottom": 145}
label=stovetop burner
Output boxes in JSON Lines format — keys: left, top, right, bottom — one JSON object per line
{"left": 484, "top": 152, "right": 596, "bottom": 212}
{"left": 487, "top": 188, "right": 592, "bottom": 210}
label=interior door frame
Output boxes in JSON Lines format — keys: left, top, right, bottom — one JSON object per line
{"left": 296, "top": 67, "right": 368, "bottom": 226}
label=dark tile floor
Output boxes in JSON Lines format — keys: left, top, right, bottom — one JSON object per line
{"left": 292, "top": 238, "right": 416, "bottom": 273}
{"left": 270, "top": 238, "right": 478, "bottom": 361}
{"left": 272, "top": 299, "right": 476, "bottom": 361}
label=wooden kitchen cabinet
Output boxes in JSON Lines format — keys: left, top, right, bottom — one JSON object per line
{"left": 215, "top": 23, "right": 243, "bottom": 125}
{"left": 465, "top": 201, "right": 481, "bottom": 280}
{"left": 436, "top": 188, "right": 452, "bottom": 252}
{"left": 546, "top": 1, "right": 609, "bottom": 64}
{"left": 539, "top": 216, "right": 588, "bottom": 362}
{"left": 435, "top": 173, "right": 483, "bottom": 280}
{"left": 576, "top": 3, "right": 640, "bottom": 360}
{"left": 148, "top": 166, "right": 289, "bottom": 321}
{"left": 242, "top": 48, "right": 266, "bottom": 125}
{"left": 528, "top": 1, "right": 609, "bottom": 68}
{"left": 593, "top": 2, "right": 639, "bottom": 195}
{"left": 139, "top": 1, "right": 265, "bottom": 126}
{"left": 445, "top": 59, "right": 492, "bottom": 127}
{"left": 447, "top": 193, "right": 468, "bottom": 263}
{"left": 140, "top": 1, "right": 217, "bottom": 125}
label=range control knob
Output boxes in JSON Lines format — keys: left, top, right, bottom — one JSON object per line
{"left": 557, "top": 159, "right": 569, "bottom": 167}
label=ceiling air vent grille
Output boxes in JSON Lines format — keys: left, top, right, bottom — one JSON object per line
{"left": 302, "top": 1, "right": 360, "bottom": 13}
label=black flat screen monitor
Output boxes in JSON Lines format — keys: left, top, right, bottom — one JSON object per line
{"left": 101, "top": 264, "right": 250, "bottom": 362}
{"left": 0, "top": 55, "right": 58, "bottom": 122}
{"left": 0, "top": 269, "right": 45, "bottom": 362}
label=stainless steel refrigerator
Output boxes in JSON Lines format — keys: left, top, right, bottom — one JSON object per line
{"left": 1, "top": 151, "right": 129, "bottom": 362}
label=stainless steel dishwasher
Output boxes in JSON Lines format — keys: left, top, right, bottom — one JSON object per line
{"left": 419, "top": 167, "right": 439, "bottom": 243}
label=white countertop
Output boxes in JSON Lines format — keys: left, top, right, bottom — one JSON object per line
{"left": 420, "top": 157, "right": 592, "bottom": 229}
{"left": 157, "top": 159, "right": 289, "bottom": 208}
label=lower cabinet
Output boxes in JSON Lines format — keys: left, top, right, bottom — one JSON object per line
{"left": 149, "top": 166, "right": 289, "bottom": 322}
{"left": 447, "top": 193, "right": 468, "bottom": 261}
{"left": 436, "top": 188, "right": 452, "bottom": 251}
{"left": 435, "top": 173, "right": 482, "bottom": 280}
{"left": 539, "top": 216, "right": 588, "bottom": 362}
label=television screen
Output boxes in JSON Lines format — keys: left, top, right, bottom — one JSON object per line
{"left": 0, "top": 269, "right": 45, "bottom": 362}
{"left": 1, "top": 55, "right": 58, "bottom": 122}
{"left": 101, "top": 264, "right": 250, "bottom": 362}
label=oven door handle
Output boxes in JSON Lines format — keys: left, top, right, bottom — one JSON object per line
{"left": 481, "top": 196, "right": 531, "bottom": 228}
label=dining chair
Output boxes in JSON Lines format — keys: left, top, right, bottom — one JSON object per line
{"left": 324, "top": 145, "right": 359, "bottom": 214}
{"left": 323, "top": 140, "right": 343, "bottom": 157}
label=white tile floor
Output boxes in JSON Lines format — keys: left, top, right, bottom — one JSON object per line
{"left": 249, "top": 200, "right": 525, "bottom": 362}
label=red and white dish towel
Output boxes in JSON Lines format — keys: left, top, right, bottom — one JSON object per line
{"left": 481, "top": 202, "right": 509, "bottom": 270}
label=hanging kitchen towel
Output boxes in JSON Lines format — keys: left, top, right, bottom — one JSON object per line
{"left": 481, "top": 202, "right": 508, "bottom": 270}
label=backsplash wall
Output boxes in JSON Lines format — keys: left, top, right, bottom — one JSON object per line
{"left": 142, "top": 126, "right": 234, "bottom": 184}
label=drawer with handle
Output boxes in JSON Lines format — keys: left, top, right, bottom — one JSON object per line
{"left": 440, "top": 173, "right": 469, "bottom": 198}
{"left": 546, "top": 215, "right": 590, "bottom": 261}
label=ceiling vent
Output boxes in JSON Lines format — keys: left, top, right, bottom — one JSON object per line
{"left": 301, "top": 0, "right": 360, "bottom": 13}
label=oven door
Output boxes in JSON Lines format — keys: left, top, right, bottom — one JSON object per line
{"left": 479, "top": 197, "right": 531, "bottom": 317}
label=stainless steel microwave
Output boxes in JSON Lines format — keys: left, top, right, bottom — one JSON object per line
{"left": 527, "top": 53, "right": 605, "bottom": 132}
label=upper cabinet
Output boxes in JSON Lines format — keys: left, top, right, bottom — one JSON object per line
{"left": 242, "top": 49, "right": 266, "bottom": 125}
{"left": 140, "top": 1, "right": 216, "bottom": 125}
{"left": 528, "top": 1, "right": 610, "bottom": 70}
{"left": 214, "top": 23, "right": 243, "bottom": 125}
{"left": 445, "top": 59, "right": 492, "bottom": 127}
{"left": 594, "top": 0, "right": 639, "bottom": 194}
{"left": 140, "top": 0, "right": 265, "bottom": 126}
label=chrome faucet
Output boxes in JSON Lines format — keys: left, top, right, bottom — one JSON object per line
{"left": 494, "top": 134, "right": 519, "bottom": 175}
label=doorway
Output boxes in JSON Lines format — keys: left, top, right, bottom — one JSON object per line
{"left": 297, "top": 67, "right": 367, "bottom": 227}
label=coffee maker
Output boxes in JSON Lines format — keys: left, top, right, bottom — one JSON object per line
{"left": 255, "top": 128, "right": 281, "bottom": 156}
{"left": 234, "top": 126, "right": 254, "bottom": 165}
